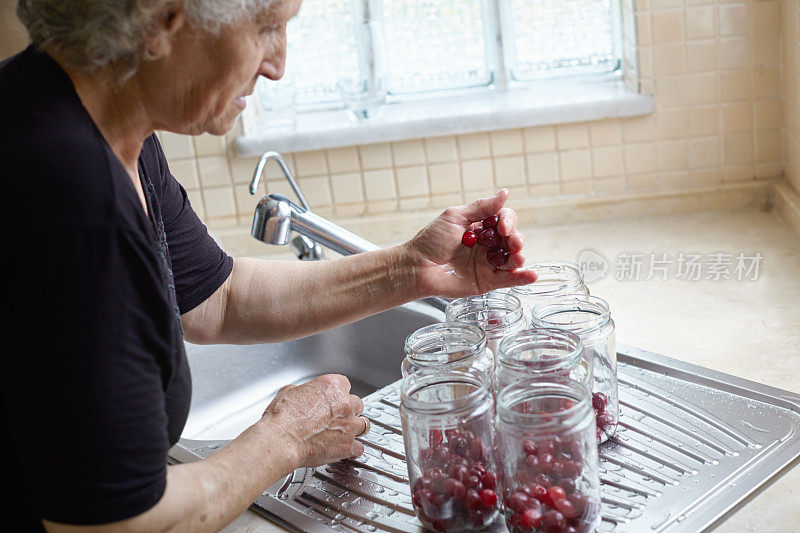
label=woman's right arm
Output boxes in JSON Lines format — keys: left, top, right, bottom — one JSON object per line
{"left": 42, "top": 374, "right": 365, "bottom": 533}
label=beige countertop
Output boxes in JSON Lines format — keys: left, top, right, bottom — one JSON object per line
{"left": 222, "top": 207, "right": 800, "bottom": 533}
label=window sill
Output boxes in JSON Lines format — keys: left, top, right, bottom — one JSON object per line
{"left": 234, "top": 82, "right": 654, "bottom": 157}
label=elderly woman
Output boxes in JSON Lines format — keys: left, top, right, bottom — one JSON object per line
{"left": 1, "top": 0, "right": 536, "bottom": 531}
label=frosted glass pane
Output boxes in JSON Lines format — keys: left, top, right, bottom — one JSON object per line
{"left": 383, "top": 0, "right": 491, "bottom": 93}
{"left": 506, "top": 0, "right": 618, "bottom": 80}
{"left": 285, "top": 0, "right": 357, "bottom": 105}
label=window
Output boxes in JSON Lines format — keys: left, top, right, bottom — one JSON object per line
{"left": 244, "top": 0, "right": 622, "bottom": 133}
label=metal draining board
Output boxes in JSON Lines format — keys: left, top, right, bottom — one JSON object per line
{"left": 174, "top": 344, "right": 800, "bottom": 532}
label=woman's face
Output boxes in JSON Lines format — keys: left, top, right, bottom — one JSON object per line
{"left": 140, "top": 0, "right": 302, "bottom": 136}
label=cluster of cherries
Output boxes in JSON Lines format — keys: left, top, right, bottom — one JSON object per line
{"left": 461, "top": 214, "right": 511, "bottom": 268}
{"left": 504, "top": 438, "right": 596, "bottom": 533}
{"left": 592, "top": 392, "right": 615, "bottom": 442}
{"left": 411, "top": 427, "right": 501, "bottom": 531}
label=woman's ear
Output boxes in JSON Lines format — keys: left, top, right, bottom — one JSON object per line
{"left": 143, "top": 4, "right": 186, "bottom": 60}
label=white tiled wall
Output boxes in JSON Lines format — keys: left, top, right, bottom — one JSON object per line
{"left": 158, "top": 0, "right": 787, "bottom": 231}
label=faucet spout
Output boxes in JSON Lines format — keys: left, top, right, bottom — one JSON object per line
{"left": 250, "top": 193, "right": 450, "bottom": 312}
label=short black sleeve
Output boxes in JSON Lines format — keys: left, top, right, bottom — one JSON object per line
{"left": 139, "top": 135, "right": 234, "bottom": 314}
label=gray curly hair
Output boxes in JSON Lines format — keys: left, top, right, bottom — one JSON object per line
{"left": 17, "top": 0, "right": 273, "bottom": 80}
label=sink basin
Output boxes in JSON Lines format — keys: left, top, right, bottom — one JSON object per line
{"left": 179, "top": 301, "right": 443, "bottom": 442}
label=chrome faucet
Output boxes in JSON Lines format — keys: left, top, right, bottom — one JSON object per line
{"left": 250, "top": 151, "right": 324, "bottom": 260}
{"left": 249, "top": 157, "right": 449, "bottom": 312}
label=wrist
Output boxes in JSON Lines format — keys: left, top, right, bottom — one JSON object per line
{"left": 254, "top": 414, "right": 303, "bottom": 474}
{"left": 393, "top": 242, "right": 428, "bottom": 300}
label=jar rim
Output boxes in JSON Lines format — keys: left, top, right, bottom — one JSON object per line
{"left": 401, "top": 369, "right": 489, "bottom": 415}
{"left": 496, "top": 378, "right": 592, "bottom": 430}
{"left": 497, "top": 327, "right": 584, "bottom": 373}
{"left": 403, "top": 323, "right": 487, "bottom": 365}
{"left": 444, "top": 292, "right": 524, "bottom": 336}
{"left": 530, "top": 294, "right": 611, "bottom": 335}
{"left": 510, "top": 261, "right": 585, "bottom": 297}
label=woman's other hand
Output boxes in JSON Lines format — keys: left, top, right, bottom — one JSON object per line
{"left": 406, "top": 188, "right": 537, "bottom": 298}
{"left": 261, "top": 374, "right": 366, "bottom": 468}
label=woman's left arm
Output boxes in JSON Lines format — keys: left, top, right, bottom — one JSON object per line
{"left": 182, "top": 189, "right": 537, "bottom": 345}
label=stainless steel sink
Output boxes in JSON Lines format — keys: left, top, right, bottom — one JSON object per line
{"left": 177, "top": 301, "right": 443, "bottom": 442}
{"left": 170, "top": 303, "right": 800, "bottom": 533}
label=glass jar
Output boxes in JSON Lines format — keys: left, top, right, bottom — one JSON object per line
{"left": 531, "top": 295, "right": 618, "bottom": 443}
{"left": 496, "top": 378, "right": 601, "bottom": 533}
{"left": 445, "top": 292, "right": 526, "bottom": 362}
{"left": 402, "top": 323, "right": 493, "bottom": 382}
{"left": 495, "top": 328, "right": 591, "bottom": 394}
{"left": 400, "top": 370, "right": 502, "bottom": 531}
{"left": 509, "top": 262, "right": 589, "bottom": 325}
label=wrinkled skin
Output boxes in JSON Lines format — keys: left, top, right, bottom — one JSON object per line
{"left": 262, "top": 374, "right": 365, "bottom": 466}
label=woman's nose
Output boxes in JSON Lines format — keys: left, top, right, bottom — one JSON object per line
{"left": 259, "top": 34, "right": 287, "bottom": 80}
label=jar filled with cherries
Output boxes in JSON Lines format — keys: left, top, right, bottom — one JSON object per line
{"left": 400, "top": 370, "right": 502, "bottom": 532}
{"left": 531, "top": 295, "right": 619, "bottom": 443}
{"left": 496, "top": 378, "right": 601, "bottom": 533}
{"left": 495, "top": 328, "right": 591, "bottom": 394}
{"left": 402, "top": 323, "right": 493, "bottom": 383}
{"left": 445, "top": 292, "right": 526, "bottom": 362}
{"left": 508, "top": 261, "right": 589, "bottom": 325}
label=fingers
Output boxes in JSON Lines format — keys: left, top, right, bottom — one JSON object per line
{"left": 497, "top": 207, "right": 517, "bottom": 237}
{"left": 459, "top": 189, "right": 509, "bottom": 224}
{"left": 317, "top": 373, "right": 351, "bottom": 393}
{"left": 491, "top": 266, "right": 539, "bottom": 285}
{"left": 506, "top": 231, "right": 524, "bottom": 253}
{"left": 350, "top": 394, "right": 364, "bottom": 416}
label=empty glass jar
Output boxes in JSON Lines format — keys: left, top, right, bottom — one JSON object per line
{"left": 509, "top": 262, "right": 589, "bottom": 325}
{"left": 445, "top": 292, "right": 526, "bottom": 361}
{"left": 495, "top": 328, "right": 591, "bottom": 394}
{"left": 531, "top": 295, "right": 618, "bottom": 443}
{"left": 400, "top": 370, "right": 502, "bottom": 532}
{"left": 496, "top": 378, "right": 601, "bottom": 533}
{"left": 402, "top": 323, "right": 493, "bottom": 382}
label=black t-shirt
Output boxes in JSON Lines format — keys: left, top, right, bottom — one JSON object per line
{"left": 0, "top": 46, "right": 234, "bottom": 529}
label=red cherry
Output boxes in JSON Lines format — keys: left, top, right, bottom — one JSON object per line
{"left": 530, "top": 483, "right": 548, "bottom": 502}
{"left": 468, "top": 437, "right": 485, "bottom": 461}
{"left": 597, "top": 412, "right": 616, "bottom": 430}
{"left": 541, "top": 510, "right": 565, "bottom": 532}
{"left": 560, "top": 478, "right": 576, "bottom": 495}
{"left": 461, "top": 230, "right": 478, "bottom": 248}
{"left": 448, "top": 435, "right": 468, "bottom": 457}
{"left": 487, "top": 246, "right": 509, "bottom": 267}
{"left": 506, "top": 491, "right": 530, "bottom": 513}
{"left": 523, "top": 440, "right": 538, "bottom": 456}
{"left": 448, "top": 463, "right": 469, "bottom": 483}
{"left": 479, "top": 488, "right": 498, "bottom": 507}
{"left": 413, "top": 476, "right": 432, "bottom": 493}
{"left": 431, "top": 444, "right": 450, "bottom": 465}
{"left": 478, "top": 228, "right": 502, "bottom": 248}
{"left": 482, "top": 214, "right": 499, "bottom": 230}
{"left": 546, "top": 485, "right": 567, "bottom": 506}
{"left": 464, "top": 489, "right": 482, "bottom": 510}
{"left": 554, "top": 497, "right": 576, "bottom": 518}
{"left": 570, "top": 493, "right": 588, "bottom": 516}
{"left": 592, "top": 392, "right": 607, "bottom": 414}
{"left": 562, "top": 460, "right": 582, "bottom": 478}
{"left": 524, "top": 454, "right": 540, "bottom": 471}
{"left": 520, "top": 508, "right": 543, "bottom": 529}
{"left": 538, "top": 440, "right": 558, "bottom": 456}
{"left": 481, "top": 471, "right": 498, "bottom": 490}
{"left": 431, "top": 518, "right": 452, "bottom": 532}
{"left": 466, "top": 475, "right": 483, "bottom": 491}
{"left": 443, "top": 477, "right": 466, "bottom": 499}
